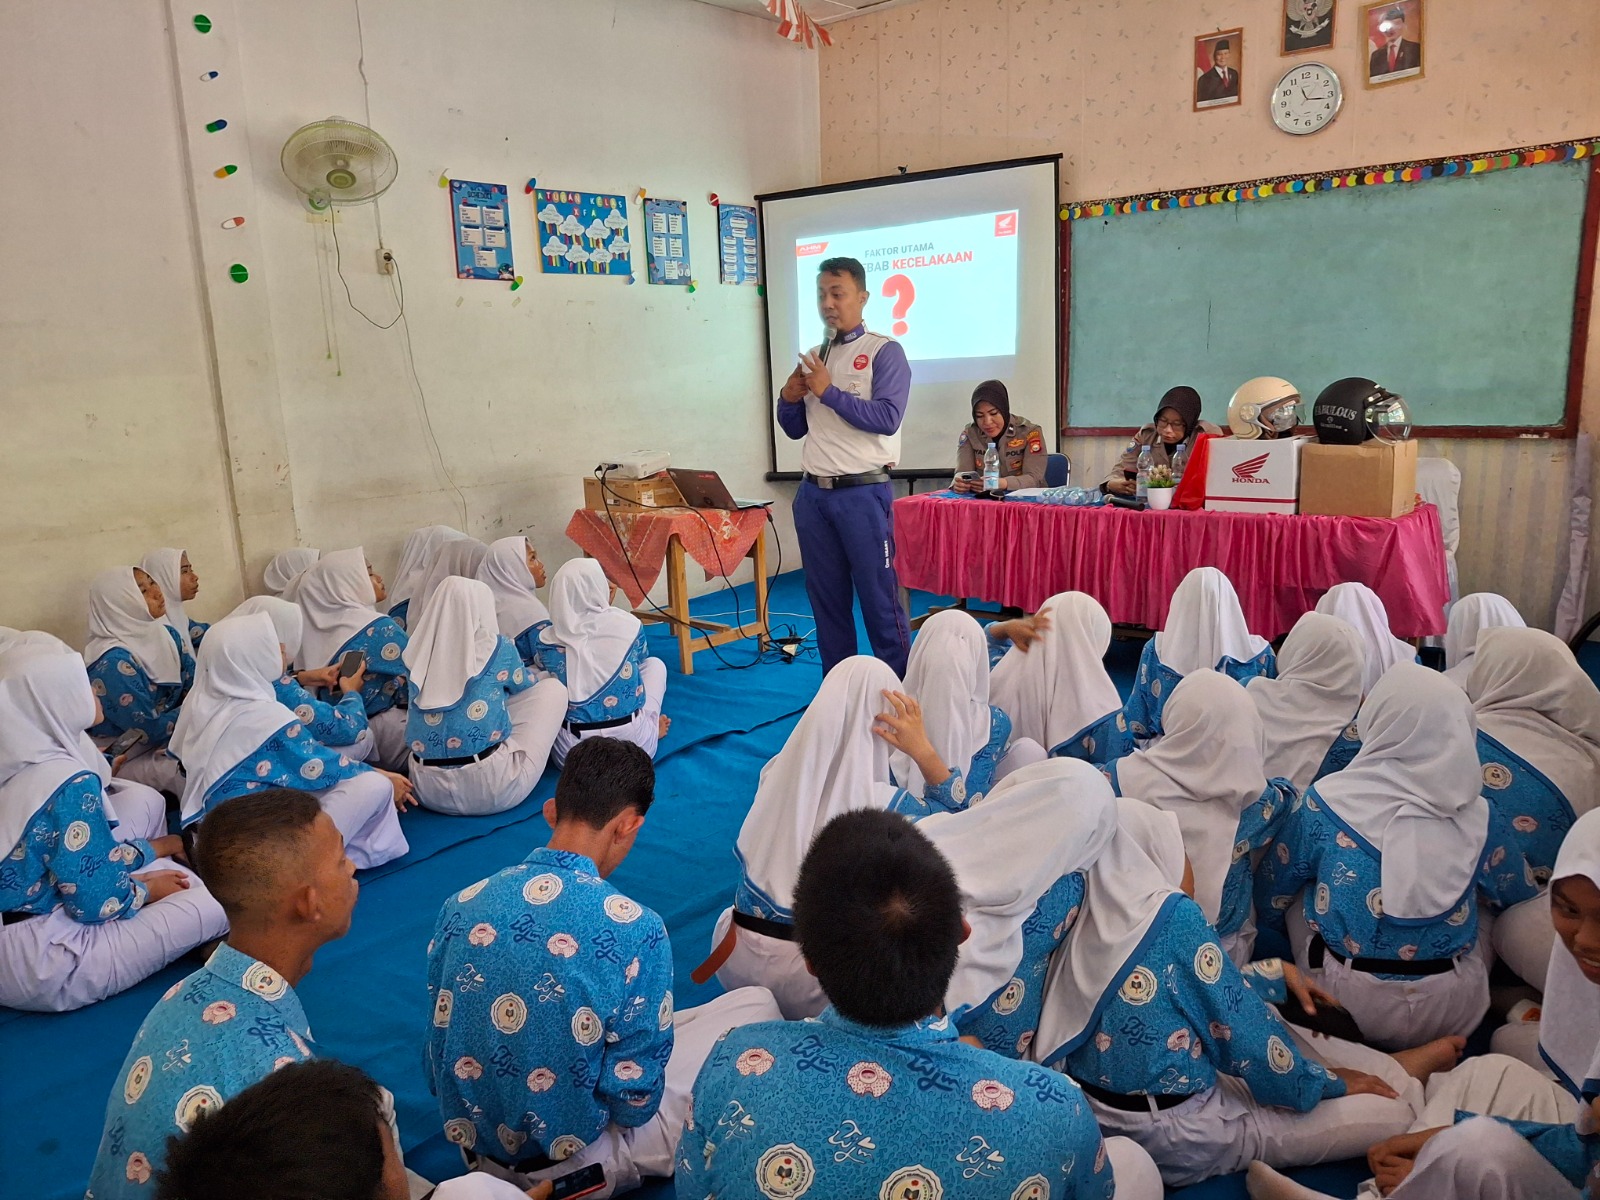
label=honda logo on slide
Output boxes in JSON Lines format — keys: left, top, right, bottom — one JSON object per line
{"left": 1230, "top": 453, "right": 1272, "bottom": 484}
{"left": 994, "top": 212, "right": 1018, "bottom": 237}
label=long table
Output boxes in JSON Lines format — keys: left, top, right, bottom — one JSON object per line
{"left": 892, "top": 494, "right": 1451, "bottom": 639}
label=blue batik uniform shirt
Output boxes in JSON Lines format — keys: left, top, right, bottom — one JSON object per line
{"left": 1122, "top": 639, "right": 1275, "bottom": 741}
{"left": 87, "top": 625, "right": 195, "bottom": 749}
{"left": 328, "top": 616, "right": 408, "bottom": 717}
{"left": 407, "top": 636, "right": 533, "bottom": 760}
{"left": 0, "top": 773, "right": 153, "bottom": 920}
{"left": 184, "top": 719, "right": 370, "bottom": 825}
{"left": 1476, "top": 730, "right": 1574, "bottom": 879}
{"left": 86, "top": 944, "right": 315, "bottom": 1199}
{"left": 535, "top": 631, "right": 649, "bottom": 726}
{"left": 425, "top": 847, "right": 675, "bottom": 1164}
{"left": 274, "top": 674, "right": 370, "bottom": 748}
{"left": 678, "top": 1007, "right": 1115, "bottom": 1200}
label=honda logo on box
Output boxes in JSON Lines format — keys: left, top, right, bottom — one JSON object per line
{"left": 1230, "top": 453, "right": 1272, "bottom": 484}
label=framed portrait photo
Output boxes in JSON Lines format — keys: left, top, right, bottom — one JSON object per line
{"left": 1194, "top": 28, "right": 1243, "bottom": 111}
{"left": 1363, "top": 0, "right": 1424, "bottom": 87}
{"left": 1282, "top": 0, "right": 1335, "bottom": 55}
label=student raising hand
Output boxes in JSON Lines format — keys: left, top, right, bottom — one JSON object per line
{"left": 873, "top": 690, "right": 951, "bottom": 790}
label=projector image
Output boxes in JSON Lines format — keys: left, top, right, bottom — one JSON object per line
{"left": 600, "top": 451, "right": 672, "bottom": 480}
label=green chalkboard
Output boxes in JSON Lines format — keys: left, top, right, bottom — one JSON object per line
{"left": 1067, "top": 162, "right": 1590, "bottom": 430}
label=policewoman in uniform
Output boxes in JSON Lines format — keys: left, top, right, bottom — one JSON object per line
{"left": 951, "top": 380, "right": 1048, "bottom": 493}
{"left": 777, "top": 256, "right": 913, "bottom": 676}
{"left": 1102, "top": 385, "right": 1219, "bottom": 496}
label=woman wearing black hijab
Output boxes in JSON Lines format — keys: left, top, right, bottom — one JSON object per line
{"left": 1102, "top": 386, "right": 1219, "bottom": 497}
{"left": 952, "top": 380, "right": 1049, "bottom": 493}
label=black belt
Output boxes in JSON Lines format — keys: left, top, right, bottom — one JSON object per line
{"left": 731, "top": 909, "right": 795, "bottom": 941}
{"left": 802, "top": 469, "right": 890, "bottom": 489}
{"left": 1079, "top": 1080, "right": 1190, "bottom": 1113}
{"left": 2, "top": 910, "right": 39, "bottom": 926}
{"left": 564, "top": 713, "right": 635, "bottom": 734}
{"left": 414, "top": 742, "right": 502, "bottom": 769}
{"left": 1310, "top": 934, "right": 1457, "bottom": 978}
{"left": 463, "top": 1148, "right": 554, "bottom": 1174}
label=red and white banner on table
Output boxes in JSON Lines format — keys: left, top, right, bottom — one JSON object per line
{"left": 766, "top": 0, "right": 833, "bottom": 48}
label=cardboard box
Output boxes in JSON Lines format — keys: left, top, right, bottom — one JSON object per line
{"left": 1204, "top": 436, "right": 1307, "bottom": 515}
{"left": 583, "top": 472, "right": 684, "bottom": 512}
{"left": 1298, "top": 439, "right": 1419, "bottom": 519}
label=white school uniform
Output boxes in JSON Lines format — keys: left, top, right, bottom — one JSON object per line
{"left": 990, "top": 590, "right": 1123, "bottom": 751}
{"left": 1444, "top": 592, "right": 1526, "bottom": 686}
{"left": 262, "top": 547, "right": 320, "bottom": 599}
{"left": 1315, "top": 581, "right": 1414, "bottom": 696}
{"left": 1247, "top": 612, "right": 1366, "bottom": 792}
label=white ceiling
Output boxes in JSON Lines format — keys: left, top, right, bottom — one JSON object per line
{"left": 683, "top": 0, "right": 918, "bottom": 25}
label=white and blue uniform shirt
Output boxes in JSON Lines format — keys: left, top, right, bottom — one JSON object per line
{"left": 407, "top": 636, "right": 532, "bottom": 760}
{"left": 776, "top": 326, "right": 909, "bottom": 476}
{"left": 188, "top": 720, "right": 369, "bottom": 825}
{"left": 273, "top": 674, "right": 369, "bottom": 748}
{"left": 86, "top": 625, "right": 195, "bottom": 750}
{"left": 1123, "top": 638, "right": 1275, "bottom": 741}
{"left": 0, "top": 772, "right": 153, "bottom": 921}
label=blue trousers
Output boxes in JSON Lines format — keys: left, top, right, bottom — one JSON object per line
{"left": 793, "top": 480, "right": 910, "bottom": 676}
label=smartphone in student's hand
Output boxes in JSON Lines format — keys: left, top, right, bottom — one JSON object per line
{"left": 548, "top": 1164, "right": 606, "bottom": 1200}
{"left": 337, "top": 650, "right": 366, "bottom": 680}
{"left": 107, "top": 728, "right": 148, "bottom": 759}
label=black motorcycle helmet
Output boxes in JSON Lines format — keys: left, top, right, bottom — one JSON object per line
{"left": 1314, "top": 378, "right": 1413, "bottom": 445}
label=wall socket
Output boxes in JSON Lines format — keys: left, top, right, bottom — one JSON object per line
{"left": 376, "top": 248, "right": 396, "bottom": 275}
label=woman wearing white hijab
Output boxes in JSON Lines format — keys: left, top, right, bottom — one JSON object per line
{"left": 85, "top": 566, "right": 195, "bottom": 796}
{"left": 402, "top": 577, "right": 567, "bottom": 816}
{"left": 475, "top": 535, "right": 553, "bottom": 670}
{"left": 230, "top": 595, "right": 373, "bottom": 762}
{"left": 412, "top": 535, "right": 489, "bottom": 624}
{"left": 989, "top": 591, "right": 1131, "bottom": 764}
{"left": 1124, "top": 567, "right": 1274, "bottom": 740}
{"left": 1256, "top": 664, "right": 1542, "bottom": 1049}
{"left": 261, "top": 548, "right": 320, "bottom": 601}
{"left": 1467, "top": 627, "right": 1600, "bottom": 877}
{"left": 694, "top": 655, "right": 953, "bottom": 1018}
{"left": 1036, "top": 799, "right": 1424, "bottom": 1188}
{"left": 538, "top": 560, "right": 668, "bottom": 769}
{"left": 1443, "top": 592, "right": 1526, "bottom": 686}
{"left": 1110, "top": 669, "right": 1295, "bottom": 965}
{"left": 919, "top": 759, "right": 1117, "bottom": 1058}
{"left": 1246, "top": 809, "right": 1600, "bottom": 1200}
{"left": 386, "top": 526, "right": 462, "bottom": 630}
{"left": 170, "top": 614, "right": 410, "bottom": 868}
{"left": 1247, "top": 612, "right": 1367, "bottom": 792}
{"left": 0, "top": 649, "right": 225, "bottom": 1012}
{"left": 295, "top": 549, "right": 409, "bottom": 770}
{"left": 1314, "top": 581, "right": 1416, "bottom": 697}
{"left": 139, "top": 548, "right": 209, "bottom": 651}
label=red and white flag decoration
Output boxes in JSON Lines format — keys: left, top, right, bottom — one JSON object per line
{"left": 766, "top": 0, "right": 833, "bottom": 48}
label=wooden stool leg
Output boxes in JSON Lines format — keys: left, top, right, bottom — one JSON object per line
{"left": 753, "top": 526, "right": 771, "bottom": 650}
{"left": 668, "top": 536, "right": 693, "bottom": 675}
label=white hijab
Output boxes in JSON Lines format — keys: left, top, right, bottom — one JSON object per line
{"left": 263, "top": 548, "right": 320, "bottom": 600}
{"left": 229, "top": 596, "right": 304, "bottom": 668}
{"left": 415, "top": 537, "right": 489, "bottom": 619}
{"left": 1314, "top": 663, "right": 1490, "bottom": 920}
{"left": 85, "top": 567, "right": 184, "bottom": 685}
{"left": 1444, "top": 593, "right": 1526, "bottom": 685}
{"left": 989, "top": 591, "right": 1122, "bottom": 750}
{"left": 1153, "top": 567, "right": 1268, "bottom": 676}
{"left": 544, "top": 559, "right": 642, "bottom": 702}
{"left": 1315, "top": 582, "right": 1413, "bottom": 695}
{"left": 1116, "top": 670, "right": 1267, "bottom": 924}
{"left": 170, "top": 614, "right": 299, "bottom": 822}
{"left": 390, "top": 526, "right": 462, "bottom": 615}
{"left": 296, "top": 548, "right": 384, "bottom": 671}
{"left": 1248, "top": 612, "right": 1367, "bottom": 793}
{"left": 1034, "top": 798, "right": 1187, "bottom": 1064}
{"left": 140, "top": 548, "right": 196, "bottom": 644}
{"left": 0, "top": 650, "right": 108, "bottom": 854}
{"left": 919, "top": 759, "right": 1118, "bottom": 1016}
{"left": 1467, "top": 627, "right": 1600, "bottom": 822}
{"left": 891, "top": 610, "right": 991, "bottom": 798}
{"left": 1540, "top": 809, "right": 1600, "bottom": 1100}
{"left": 735, "top": 656, "right": 904, "bottom": 919}
{"left": 0, "top": 636, "right": 112, "bottom": 787}
{"left": 403, "top": 577, "right": 501, "bottom": 710}
{"left": 476, "top": 536, "right": 550, "bottom": 640}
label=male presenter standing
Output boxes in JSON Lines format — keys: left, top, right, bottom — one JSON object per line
{"left": 776, "top": 256, "right": 912, "bottom": 676}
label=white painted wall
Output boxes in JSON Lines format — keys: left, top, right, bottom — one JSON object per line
{"left": 0, "top": 0, "right": 819, "bottom": 643}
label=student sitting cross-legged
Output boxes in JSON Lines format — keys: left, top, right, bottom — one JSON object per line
{"left": 425, "top": 736, "right": 779, "bottom": 1197}
{"left": 679, "top": 806, "right": 1166, "bottom": 1200}
{"left": 87, "top": 789, "right": 360, "bottom": 1200}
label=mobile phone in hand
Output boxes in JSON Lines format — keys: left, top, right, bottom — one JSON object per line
{"left": 107, "top": 728, "right": 148, "bottom": 759}
{"left": 548, "top": 1163, "right": 606, "bottom": 1199}
{"left": 337, "top": 650, "right": 366, "bottom": 680}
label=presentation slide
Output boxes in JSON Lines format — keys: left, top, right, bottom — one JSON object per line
{"left": 759, "top": 157, "right": 1060, "bottom": 474}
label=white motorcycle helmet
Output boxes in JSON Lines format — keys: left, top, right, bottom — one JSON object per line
{"left": 1228, "top": 377, "right": 1303, "bottom": 440}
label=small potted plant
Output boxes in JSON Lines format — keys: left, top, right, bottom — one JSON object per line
{"left": 1146, "top": 465, "right": 1177, "bottom": 509}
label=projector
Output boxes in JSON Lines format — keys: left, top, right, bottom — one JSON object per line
{"left": 598, "top": 451, "right": 671, "bottom": 480}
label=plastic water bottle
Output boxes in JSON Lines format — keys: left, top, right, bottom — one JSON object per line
{"left": 982, "top": 441, "right": 1001, "bottom": 492}
{"left": 1135, "top": 442, "right": 1154, "bottom": 500}
{"left": 1171, "top": 441, "right": 1189, "bottom": 481}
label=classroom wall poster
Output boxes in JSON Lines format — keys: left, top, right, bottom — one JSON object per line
{"left": 718, "top": 203, "right": 759, "bottom": 285}
{"left": 643, "top": 197, "right": 691, "bottom": 285}
{"left": 533, "top": 188, "right": 631, "bottom": 276}
{"left": 450, "top": 180, "right": 515, "bottom": 280}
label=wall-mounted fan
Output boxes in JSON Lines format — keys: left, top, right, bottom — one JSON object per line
{"left": 280, "top": 117, "right": 397, "bottom": 211}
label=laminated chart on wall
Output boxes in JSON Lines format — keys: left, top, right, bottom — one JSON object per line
{"left": 718, "top": 203, "right": 759, "bottom": 285}
{"left": 533, "top": 189, "right": 631, "bottom": 276}
{"left": 451, "top": 180, "right": 515, "bottom": 280}
{"left": 643, "top": 197, "right": 691, "bottom": 286}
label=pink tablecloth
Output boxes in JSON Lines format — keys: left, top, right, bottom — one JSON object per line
{"left": 892, "top": 495, "right": 1451, "bottom": 639}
